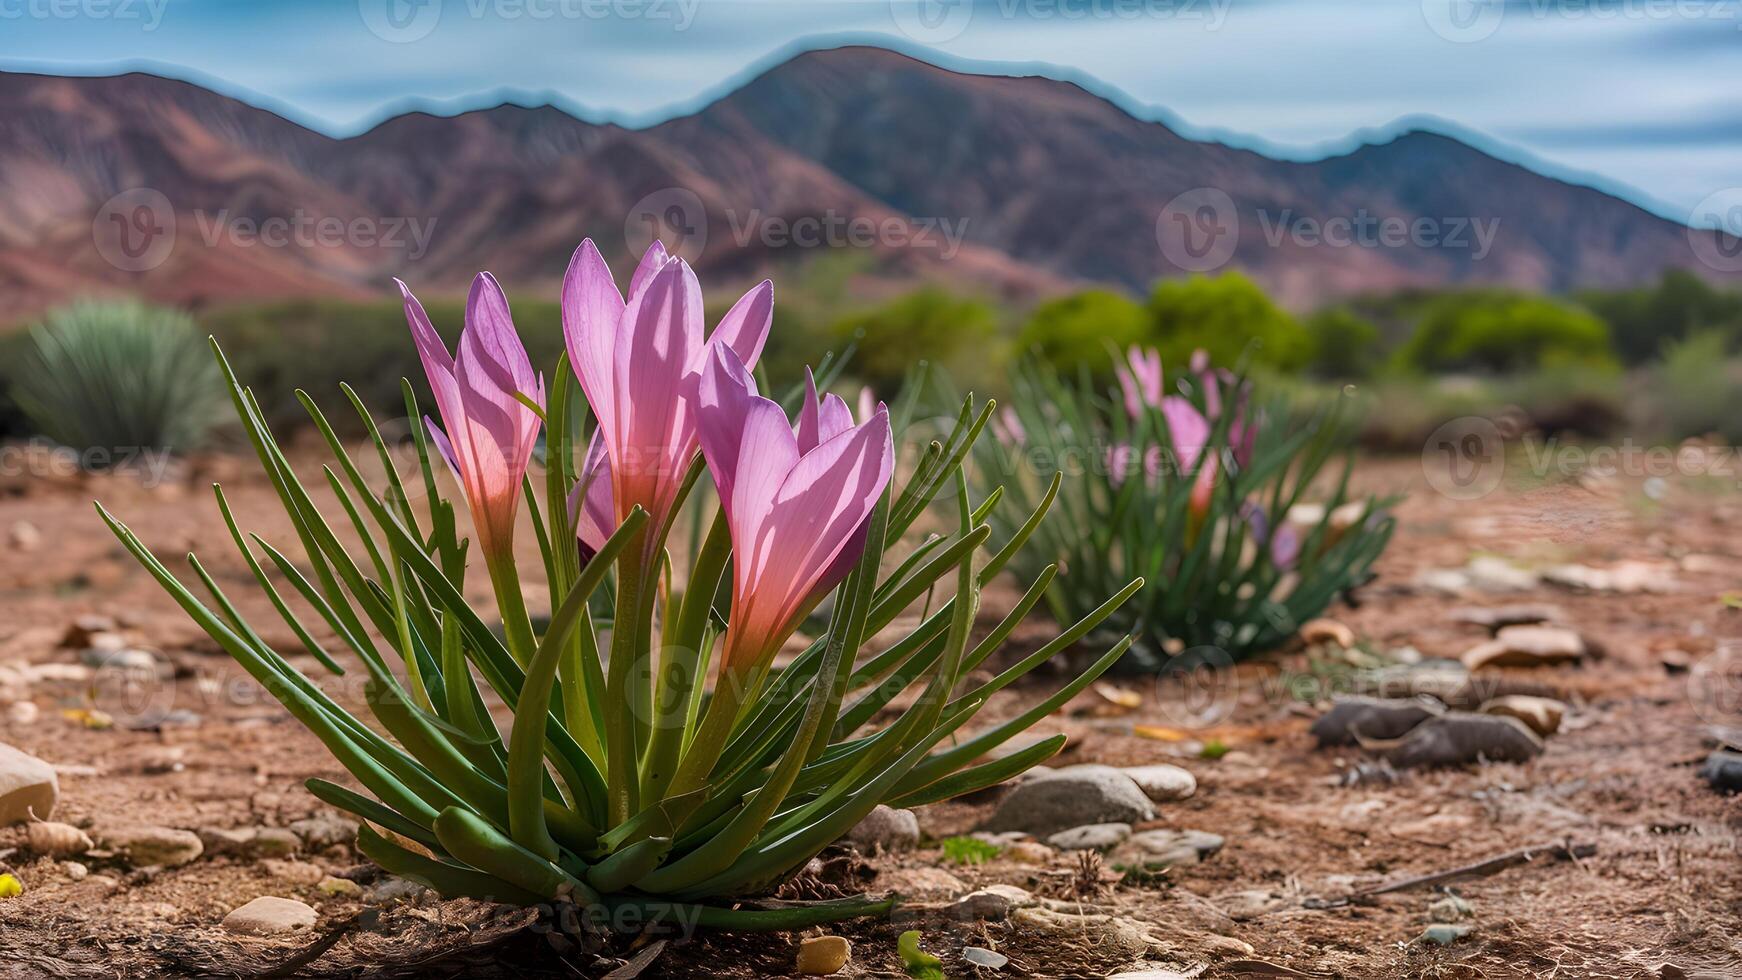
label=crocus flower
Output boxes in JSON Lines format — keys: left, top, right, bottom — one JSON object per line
{"left": 562, "top": 238, "right": 772, "bottom": 555}
{"left": 698, "top": 345, "right": 893, "bottom": 671}
{"left": 1116, "top": 346, "right": 1163, "bottom": 420}
{"left": 400, "top": 273, "right": 544, "bottom": 558}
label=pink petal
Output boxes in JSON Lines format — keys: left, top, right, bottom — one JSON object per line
{"left": 697, "top": 344, "right": 761, "bottom": 514}
{"left": 757, "top": 410, "right": 894, "bottom": 634}
{"left": 424, "top": 416, "right": 459, "bottom": 477}
{"left": 726, "top": 397, "right": 802, "bottom": 589}
{"left": 1161, "top": 396, "right": 1210, "bottom": 474}
{"left": 611, "top": 258, "right": 704, "bottom": 518}
{"left": 628, "top": 240, "right": 669, "bottom": 300}
{"left": 562, "top": 239, "right": 625, "bottom": 438}
{"left": 570, "top": 434, "right": 616, "bottom": 558}
{"left": 705, "top": 279, "right": 773, "bottom": 372}
{"left": 797, "top": 367, "right": 858, "bottom": 453}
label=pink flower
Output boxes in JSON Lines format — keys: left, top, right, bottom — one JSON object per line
{"left": 1115, "top": 346, "right": 1164, "bottom": 419}
{"left": 697, "top": 346, "right": 893, "bottom": 670}
{"left": 562, "top": 239, "right": 772, "bottom": 554}
{"left": 400, "top": 273, "right": 544, "bottom": 557}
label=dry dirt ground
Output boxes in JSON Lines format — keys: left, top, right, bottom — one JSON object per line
{"left": 0, "top": 447, "right": 1738, "bottom": 979}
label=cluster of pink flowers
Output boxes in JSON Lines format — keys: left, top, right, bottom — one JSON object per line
{"left": 398, "top": 239, "right": 894, "bottom": 676}
{"left": 1106, "top": 345, "right": 1294, "bottom": 566}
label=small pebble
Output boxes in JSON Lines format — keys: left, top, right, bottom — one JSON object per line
{"left": 963, "top": 946, "right": 1009, "bottom": 969}
{"left": 222, "top": 896, "right": 318, "bottom": 936}
{"left": 61, "top": 861, "right": 88, "bottom": 881}
{"left": 796, "top": 934, "right": 851, "bottom": 975}
{"left": 1418, "top": 923, "right": 1472, "bottom": 946}
{"left": 317, "top": 875, "right": 362, "bottom": 897}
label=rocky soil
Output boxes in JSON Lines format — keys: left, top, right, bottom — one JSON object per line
{"left": 0, "top": 453, "right": 1738, "bottom": 978}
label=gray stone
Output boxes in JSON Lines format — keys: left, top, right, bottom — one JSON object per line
{"left": 982, "top": 764, "right": 1155, "bottom": 836}
{"left": 222, "top": 896, "right": 317, "bottom": 936}
{"left": 366, "top": 876, "right": 428, "bottom": 905}
{"left": 1311, "top": 697, "right": 1438, "bottom": 746}
{"left": 962, "top": 947, "right": 1009, "bottom": 969}
{"left": 1427, "top": 895, "right": 1473, "bottom": 923}
{"left": 843, "top": 804, "right": 919, "bottom": 852}
{"left": 0, "top": 741, "right": 57, "bottom": 825}
{"left": 1116, "top": 828, "right": 1224, "bottom": 868}
{"left": 1385, "top": 713, "right": 1544, "bottom": 769}
{"left": 1121, "top": 764, "right": 1197, "bottom": 802}
{"left": 1702, "top": 750, "right": 1742, "bottom": 793}
{"left": 1046, "top": 822, "right": 1132, "bottom": 851}
{"left": 289, "top": 813, "right": 359, "bottom": 851}
{"left": 99, "top": 825, "right": 204, "bottom": 867}
{"left": 1418, "top": 923, "right": 1472, "bottom": 946}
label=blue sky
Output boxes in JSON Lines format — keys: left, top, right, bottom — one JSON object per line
{"left": 1, "top": 0, "right": 1736, "bottom": 220}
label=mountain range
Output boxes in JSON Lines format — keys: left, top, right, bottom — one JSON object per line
{"left": 0, "top": 44, "right": 1730, "bottom": 322}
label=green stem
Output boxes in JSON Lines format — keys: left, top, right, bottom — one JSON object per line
{"left": 486, "top": 550, "right": 538, "bottom": 669}
{"left": 640, "top": 511, "right": 731, "bottom": 801}
{"left": 604, "top": 539, "right": 649, "bottom": 825}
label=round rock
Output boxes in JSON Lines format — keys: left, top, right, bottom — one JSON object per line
{"left": 0, "top": 741, "right": 57, "bottom": 826}
{"left": 223, "top": 896, "right": 318, "bottom": 936}
{"left": 982, "top": 764, "right": 1155, "bottom": 836}
{"left": 1121, "top": 764, "right": 1197, "bottom": 802}
{"left": 1046, "top": 822, "right": 1131, "bottom": 851}
{"left": 843, "top": 804, "right": 919, "bottom": 852}
{"left": 796, "top": 934, "right": 851, "bottom": 975}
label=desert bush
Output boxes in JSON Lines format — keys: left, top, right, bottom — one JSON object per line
{"left": 99, "top": 242, "right": 1136, "bottom": 928}
{"left": 1648, "top": 330, "right": 1742, "bottom": 442}
{"left": 1146, "top": 272, "right": 1310, "bottom": 372}
{"left": 203, "top": 297, "right": 564, "bottom": 432}
{"left": 831, "top": 287, "right": 1001, "bottom": 392}
{"left": 11, "top": 300, "right": 224, "bottom": 454}
{"left": 1579, "top": 269, "right": 1742, "bottom": 365}
{"left": 975, "top": 347, "right": 1393, "bottom": 664}
{"left": 1399, "top": 291, "right": 1614, "bottom": 373}
{"left": 1303, "top": 307, "right": 1382, "bottom": 380}
{"left": 1016, "top": 289, "right": 1149, "bottom": 375}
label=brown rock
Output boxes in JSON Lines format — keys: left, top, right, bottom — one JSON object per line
{"left": 1479, "top": 695, "right": 1566, "bottom": 737}
{"left": 1462, "top": 626, "right": 1585, "bottom": 670}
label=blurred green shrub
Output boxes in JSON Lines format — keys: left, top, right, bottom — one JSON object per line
{"left": 1303, "top": 307, "right": 1382, "bottom": 380}
{"left": 831, "top": 287, "right": 1000, "bottom": 392}
{"left": 11, "top": 300, "right": 224, "bottom": 454}
{"left": 1579, "top": 269, "right": 1742, "bottom": 365}
{"left": 1400, "top": 292, "right": 1614, "bottom": 373}
{"left": 1649, "top": 330, "right": 1742, "bottom": 442}
{"left": 1015, "top": 289, "right": 1148, "bottom": 375}
{"left": 203, "top": 296, "right": 563, "bottom": 432}
{"left": 1146, "top": 272, "right": 1310, "bottom": 371}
